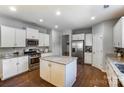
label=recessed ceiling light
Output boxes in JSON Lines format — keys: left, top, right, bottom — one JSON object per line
{"left": 56, "top": 10, "right": 61, "bottom": 16}
{"left": 55, "top": 25, "right": 58, "bottom": 29}
{"left": 39, "top": 19, "right": 44, "bottom": 22}
{"left": 91, "top": 16, "right": 95, "bottom": 20}
{"left": 9, "top": 6, "right": 16, "bottom": 12}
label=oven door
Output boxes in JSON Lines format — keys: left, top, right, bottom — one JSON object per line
{"left": 29, "top": 57, "right": 40, "bottom": 70}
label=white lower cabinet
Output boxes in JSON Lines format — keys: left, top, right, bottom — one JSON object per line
{"left": 1, "top": 56, "right": 29, "bottom": 80}
{"left": 84, "top": 53, "right": 92, "bottom": 64}
{"left": 40, "top": 59, "right": 77, "bottom": 87}
{"left": 106, "top": 59, "right": 118, "bottom": 87}
{"left": 17, "top": 56, "right": 29, "bottom": 74}
{"left": 2, "top": 58, "right": 18, "bottom": 80}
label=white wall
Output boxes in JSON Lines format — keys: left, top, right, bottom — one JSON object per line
{"left": 103, "top": 20, "right": 117, "bottom": 55}
{"left": 92, "top": 19, "right": 117, "bottom": 71}
{"left": 51, "top": 30, "right": 62, "bottom": 56}
{"left": 92, "top": 23, "right": 104, "bottom": 70}
{"left": 0, "top": 15, "right": 49, "bottom": 33}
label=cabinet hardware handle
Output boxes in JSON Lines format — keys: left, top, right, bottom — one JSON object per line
{"left": 48, "top": 64, "right": 51, "bottom": 67}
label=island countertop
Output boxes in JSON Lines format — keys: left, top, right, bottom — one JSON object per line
{"left": 40, "top": 56, "right": 77, "bottom": 65}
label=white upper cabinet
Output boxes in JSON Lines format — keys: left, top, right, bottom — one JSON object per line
{"left": 44, "top": 34, "right": 50, "bottom": 46}
{"left": 15, "top": 28, "right": 26, "bottom": 47}
{"left": 39, "top": 33, "right": 50, "bottom": 46}
{"left": 113, "top": 17, "right": 124, "bottom": 48}
{"left": 26, "top": 28, "right": 39, "bottom": 39}
{"left": 0, "top": 25, "right": 26, "bottom": 47}
{"left": 72, "top": 34, "right": 84, "bottom": 40}
{"left": 39, "top": 33, "right": 45, "bottom": 46}
{"left": 85, "top": 34, "right": 92, "bottom": 46}
{"left": 0, "top": 25, "right": 15, "bottom": 47}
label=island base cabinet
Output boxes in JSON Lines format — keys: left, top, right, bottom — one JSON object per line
{"left": 40, "top": 59, "right": 77, "bottom": 87}
{"left": 40, "top": 60, "right": 51, "bottom": 82}
{"left": 65, "top": 60, "right": 77, "bottom": 87}
{"left": 50, "top": 62, "right": 65, "bottom": 87}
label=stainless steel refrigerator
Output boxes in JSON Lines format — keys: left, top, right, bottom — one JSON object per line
{"left": 72, "top": 40, "right": 84, "bottom": 64}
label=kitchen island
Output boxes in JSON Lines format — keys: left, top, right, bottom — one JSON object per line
{"left": 40, "top": 56, "right": 77, "bottom": 87}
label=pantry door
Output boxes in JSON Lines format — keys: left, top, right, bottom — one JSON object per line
{"left": 92, "top": 34, "right": 103, "bottom": 70}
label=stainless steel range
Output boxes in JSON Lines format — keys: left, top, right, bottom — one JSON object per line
{"left": 24, "top": 49, "right": 41, "bottom": 71}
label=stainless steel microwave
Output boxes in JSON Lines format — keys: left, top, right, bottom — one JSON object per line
{"left": 26, "top": 39, "right": 39, "bottom": 46}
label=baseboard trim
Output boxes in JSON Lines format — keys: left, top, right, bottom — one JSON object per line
{"left": 92, "top": 64, "right": 105, "bottom": 72}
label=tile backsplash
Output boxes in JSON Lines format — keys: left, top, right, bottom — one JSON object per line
{"left": 0, "top": 47, "right": 24, "bottom": 57}
{"left": 0, "top": 47, "right": 50, "bottom": 57}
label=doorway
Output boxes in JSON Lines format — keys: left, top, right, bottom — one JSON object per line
{"left": 62, "top": 35, "right": 69, "bottom": 56}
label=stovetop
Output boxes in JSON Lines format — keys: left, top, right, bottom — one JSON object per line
{"left": 24, "top": 51, "right": 41, "bottom": 57}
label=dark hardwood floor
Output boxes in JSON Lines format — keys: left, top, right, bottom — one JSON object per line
{"left": 0, "top": 64, "right": 109, "bottom": 87}
{"left": 73, "top": 64, "right": 108, "bottom": 87}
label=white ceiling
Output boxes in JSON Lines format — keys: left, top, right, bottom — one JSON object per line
{"left": 0, "top": 5, "right": 124, "bottom": 31}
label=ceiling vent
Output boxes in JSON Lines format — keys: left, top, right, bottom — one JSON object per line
{"left": 103, "top": 5, "right": 109, "bottom": 9}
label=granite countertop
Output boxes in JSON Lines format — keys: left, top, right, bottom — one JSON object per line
{"left": 0, "top": 54, "right": 28, "bottom": 59}
{"left": 107, "top": 54, "right": 124, "bottom": 63}
{"left": 41, "top": 56, "right": 77, "bottom": 65}
{"left": 107, "top": 54, "right": 124, "bottom": 86}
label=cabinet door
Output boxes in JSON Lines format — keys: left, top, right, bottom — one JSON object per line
{"left": 79, "top": 34, "right": 84, "bottom": 40}
{"left": 39, "top": 33, "right": 45, "bottom": 46}
{"left": 26, "top": 28, "right": 39, "bottom": 39}
{"left": 2, "top": 58, "right": 17, "bottom": 80}
{"left": 72, "top": 34, "right": 78, "bottom": 40}
{"left": 40, "top": 60, "right": 50, "bottom": 82}
{"left": 113, "top": 18, "right": 122, "bottom": 48}
{"left": 44, "top": 34, "right": 50, "bottom": 46}
{"left": 15, "top": 29, "right": 26, "bottom": 47}
{"left": 51, "top": 62, "right": 65, "bottom": 87}
{"left": 92, "top": 34, "right": 103, "bottom": 70}
{"left": 113, "top": 25, "right": 118, "bottom": 47}
{"left": 33, "top": 29, "right": 39, "bottom": 39}
{"left": 108, "top": 64, "right": 118, "bottom": 87}
{"left": 72, "top": 35, "right": 76, "bottom": 40}
{"left": 85, "top": 34, "right": 92, "bottom": 46}
{"left": 1, "top": 25, "right": 15, "bottom": 47}
{"left": 17, "top": 56, "right": 29, "bottom": 74}
{"left": 84, "top": 53, "right": 92, "bottom": 64}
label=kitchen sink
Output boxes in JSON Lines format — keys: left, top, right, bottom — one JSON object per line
{"left": 115, "top": 63, "right": 124, "bottom": 74}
